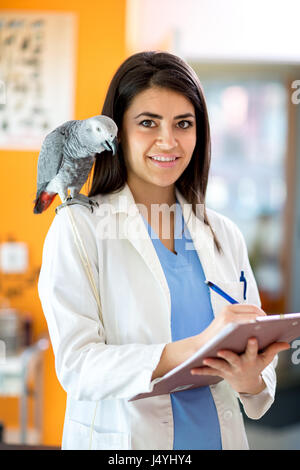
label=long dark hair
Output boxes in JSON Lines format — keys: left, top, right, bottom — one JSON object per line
{"left": 88, "top": 51, "right": 222, "bottom": 253}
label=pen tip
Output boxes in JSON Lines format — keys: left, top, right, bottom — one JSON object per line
{"left": 204, "top": 280, "right": 209, "bottom": 284}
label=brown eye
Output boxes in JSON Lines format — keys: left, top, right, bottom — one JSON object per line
{"left": 139, "top": 120, "right": 155, "bottom": 127}
{"left": 178, "top": 120, "right": 193, "bottom": 129}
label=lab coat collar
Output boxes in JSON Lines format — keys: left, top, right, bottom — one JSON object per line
{"left": 107, "top": 182, "right": 139, "bottom": 215}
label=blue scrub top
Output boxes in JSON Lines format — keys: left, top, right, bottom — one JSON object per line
{"left": 141, "top": 199, "right": 222, "bottom": 450}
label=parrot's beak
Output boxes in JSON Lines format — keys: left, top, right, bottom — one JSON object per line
{"left": 110, "top": 137, "right": 118, "bottom": 156}
{"left": 103, "top": 137, "right": 118, "bottom": 155}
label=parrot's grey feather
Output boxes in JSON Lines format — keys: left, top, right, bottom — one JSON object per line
{"left": 36, "top": 120, "right": 76, "bottom": 197}
{"left": 34, "top": 115, "right": 118, "bottom": 213}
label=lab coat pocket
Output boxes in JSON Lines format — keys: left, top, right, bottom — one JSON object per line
{"left": 210, "top": 280, "right": 245, "bottom": 313}
{"left": 238, "top": 412, "right": 250, "bottom": 449}
{"left": 63, "top": 419, "right": 131, "bottom": 450}
{"left": 218, "top": 280, "right": 261, "bottom": 308}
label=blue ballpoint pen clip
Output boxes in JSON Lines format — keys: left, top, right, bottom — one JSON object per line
{"left": 240, "top": 270, "right": 247, "bottom": 301}
{"left": 205, "top": 280, "right": 239, "bottom": 304}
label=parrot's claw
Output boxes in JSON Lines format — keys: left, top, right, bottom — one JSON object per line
{"left": 55, "top": 195, "right": 99, "bottom": 214}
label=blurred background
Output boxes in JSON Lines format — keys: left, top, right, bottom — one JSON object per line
{"left": 0, "top": 0, "right": 300, "bottom": 450}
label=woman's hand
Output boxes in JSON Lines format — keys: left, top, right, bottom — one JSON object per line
{"left": 191, "top": 304, "right": 290, "bottom": 395}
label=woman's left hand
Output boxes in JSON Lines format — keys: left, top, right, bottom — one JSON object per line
{"left": 190, "top": 338, "right": 290, "bottom": 395}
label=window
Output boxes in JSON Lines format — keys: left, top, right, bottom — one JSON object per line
{"left": 202, "top": 78, "right": 288, "bottom": 310}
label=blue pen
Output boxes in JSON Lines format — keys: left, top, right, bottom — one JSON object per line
{"left": 240, "top": 270, "right": 247, "bottom": 301}
{"left": 205, "top": 280, "right": 239, "bottom": 304}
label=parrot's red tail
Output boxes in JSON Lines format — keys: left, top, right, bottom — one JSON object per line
{"left": 33, "top": 191, "right": 57, "bottom": 214}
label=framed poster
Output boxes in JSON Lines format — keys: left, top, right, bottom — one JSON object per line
{"left": 0, "top": 11, "right": 76, "bottom": 150}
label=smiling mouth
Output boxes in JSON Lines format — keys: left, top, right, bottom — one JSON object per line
{"left": 147, "top": 155, "right": 180, "bottom": 168}
{"left": 147, "top": 155, "right": 180, "bottom": 162}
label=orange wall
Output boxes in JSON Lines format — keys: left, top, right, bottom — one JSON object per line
{"left": 0, "top": 0, "right": 127, "bottom": 446}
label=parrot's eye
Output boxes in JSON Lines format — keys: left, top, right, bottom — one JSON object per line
{"left": 96, "top": 127, "right": 100, "bottom": 132}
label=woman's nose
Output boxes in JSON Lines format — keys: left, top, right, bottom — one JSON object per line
{"left": 156, "top": 126, "right": 178, "bottom": 149}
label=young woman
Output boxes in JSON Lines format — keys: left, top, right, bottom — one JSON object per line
{"left": 38, "top": 51, "right": 289, "bottom": 450}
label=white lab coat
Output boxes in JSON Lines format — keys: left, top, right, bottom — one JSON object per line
{"left": 38, "top": 182, "right": 277, "bottom": 450}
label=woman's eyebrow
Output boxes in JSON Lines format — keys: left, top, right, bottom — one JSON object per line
{"left": 134, "top": 112, "right": 195, "bottom": 120}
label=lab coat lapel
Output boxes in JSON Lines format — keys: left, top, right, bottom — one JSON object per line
{"left": 107, "top": 183, "right": 172, "bottom": 315}
{"left": 175, "top": 189, "right": 221, "bottom": 320}
{"left": 175, "top": 188, "right": 217, "bottom": 284}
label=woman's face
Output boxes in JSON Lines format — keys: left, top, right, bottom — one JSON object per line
{"left": 120, "top": 86, "right": 197, "bottom": 192}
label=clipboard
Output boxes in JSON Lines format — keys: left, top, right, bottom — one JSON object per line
{"left": 128, "top": 312, "right": 300, "bottom": 402}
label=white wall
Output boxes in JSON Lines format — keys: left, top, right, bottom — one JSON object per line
{"left": 126, "top": 0, "right": 300, "bottom": 63}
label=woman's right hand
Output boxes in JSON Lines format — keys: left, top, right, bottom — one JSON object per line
{"left": 191, "top": 304, "right": 290, "bottom": 394}
{"left": 197, "top": 304, "right": 266, "bottom": 346}
{"left": 152, "top": 304, "right": 267, "bottom": 381}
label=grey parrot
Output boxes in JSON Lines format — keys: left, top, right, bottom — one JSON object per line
{"left": 33, "top": 115, "right": 118, "bottom": 214}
